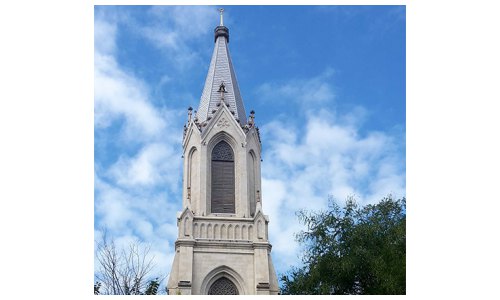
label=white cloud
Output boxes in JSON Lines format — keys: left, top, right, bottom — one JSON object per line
{"left": 135, "top": 219, "right": 154, "bottom": 238}
{"left": 94, "top": 11, "right": 188, "bottom": 143}
{"left": 148, "top": 6, "right": 214, "bottom": 39}
{"left": 94, "top": 19, "right": 117, "bottom": 55}
{"left": 94, "top": 53, "right": 167, "bottom": 140}
{"left": 94, "top": 14, "right": 183, "bottom": 286}
{"left": 261, "top": 178, "right": 304, "bottom": 268}
{"left": 94, "top": 175, "right": 134, "bottom": 233}
{"left": 256, "top": 68, "right": 336, "bottom": 107}
{"left": 263, "top": 113, "right": 404, "bottom": 204}
{"left": 127, "top": 6, "right": 216, "bottom": 70}
{"left": 259, "top": 72, "right": 405, "bottom": 274}
{"left": 140, "top": 26, "right": 179, "bottom": 50}
{"left": 94, "top": 172, "right": 179, "bottom": 286}
{"left": 107, "top": 142, "right": 181, "bottom": 190}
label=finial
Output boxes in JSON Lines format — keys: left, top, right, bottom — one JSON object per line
{"left": 256, "top": 190, "right": 263, "bottom": 212}
{"left": 249, "top": 110, "right": 255, "bottom": 126}
{"left": 219, "top": 8, "right": 224, "bottom": 26}
{"left": 187, "top": 106, "right": 193, "bottom": 122}
{"left": 214, "top": 9, "right": 229, "bottom": 43}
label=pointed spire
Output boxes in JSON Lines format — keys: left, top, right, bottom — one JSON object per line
{"left": 196, "top": 9, "right": 247, "bottom": 126}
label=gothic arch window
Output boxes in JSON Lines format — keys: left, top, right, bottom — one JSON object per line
{"left": 211, "top": 141, "right": 235, "bottom": 213}
{"left": 187, "top": 148, "right": 199, "bottom": 205}
{"left": 248, "top": 150, "right": 257, "bottom": 217}
{"left": 208, "top": 277, "right": 239, "bottom": 295}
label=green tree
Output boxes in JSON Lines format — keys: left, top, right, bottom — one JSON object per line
{"left": 281, "top": 196, "right": 406, "bottom": 295}
{"left": 144, "top": 278, "right": 160, "bottom": 295}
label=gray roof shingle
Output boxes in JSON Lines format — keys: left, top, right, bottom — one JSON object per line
{"left": 196, "top": 26, "right": 247, "bottom": 126}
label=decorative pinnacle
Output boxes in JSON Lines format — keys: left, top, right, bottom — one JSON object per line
{"left": 187, "top": 106, "right": 193, "bottom": 121}
{"left": 219, "top": 8, "right": 224, "bottom": 26}
{"left": 249, "top": 110, "right": 255, "bottom": 126}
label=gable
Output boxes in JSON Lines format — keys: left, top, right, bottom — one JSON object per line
{"left": 183, "top": 120, "right": 201, "bottom": 152}
{"left": 245, "top": 126, "right": 262, "bottom": 155}
{"left": 201, "top": 102, "right": 246, "bottom": 143}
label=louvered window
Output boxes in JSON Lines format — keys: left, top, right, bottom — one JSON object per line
{"left": 211, "top": 141, "right": 235, "bottom": 213}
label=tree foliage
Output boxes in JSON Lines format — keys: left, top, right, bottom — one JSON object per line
{"left": 144, "top": 278, "right": 160, "bottom": 295}
{"left": 94, "top": 233, "right": 164, "bottom": 295}
{"left": 280, "top": 196, "right": 406, "bottom": 295}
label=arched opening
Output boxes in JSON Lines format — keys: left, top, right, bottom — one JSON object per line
{"left": 200, "top": 265, "right": 246, "bottom": 295}
{"left": 248, "top": 150, "right": 257, "bottom": 217}
{"left": 211, "top": 141, "right": 235, "bottom": 213}
{"left": 208, "top": 277, "right": 239, "bottom": 295}
{"left": 187, "top": 147, "right": 199, "bottom": 207}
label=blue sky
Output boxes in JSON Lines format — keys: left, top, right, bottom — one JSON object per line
{"left": 94, "top": 5, "right": 406, "bottom": 287}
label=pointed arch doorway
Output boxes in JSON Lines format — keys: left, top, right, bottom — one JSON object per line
{"left": 200, "top": 265, "right": 246, "bottom": 295}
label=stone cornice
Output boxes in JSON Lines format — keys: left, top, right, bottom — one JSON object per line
{"left": 175, "top": 239, "right": 196, "bottom": 248}
{"left": 194, "top": 215, "right": 254, "bottom": 223}
{"left": 252, "top": 241, "right": 273, "bottom": 251}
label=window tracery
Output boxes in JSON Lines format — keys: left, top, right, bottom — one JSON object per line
{"left": 212, "top": 141, "right": 234, "bottom": 161}
{"left": 208, "top": 277, "right": 239, "bottom": 295}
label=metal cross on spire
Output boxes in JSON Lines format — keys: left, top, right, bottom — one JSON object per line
{"left": 218, "top": 82, "right": 227, "bottom": 105}
{"left": 219, "top": 8, "right": 224, "bottom": 26}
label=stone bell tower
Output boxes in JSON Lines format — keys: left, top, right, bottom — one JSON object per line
{"left": 166, "top": 9, "right": 279, "bottom": 295}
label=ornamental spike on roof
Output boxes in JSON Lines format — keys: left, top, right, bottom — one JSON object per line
{"left": 196, "top": 15, "right": 247, "bottom": 125}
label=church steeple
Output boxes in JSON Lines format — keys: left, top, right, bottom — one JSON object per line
{"left": 168, "top": 10, "right": 278, "bottom": 295}
{"left": 196, "top": 9, "right": 247, "bottom": 126}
